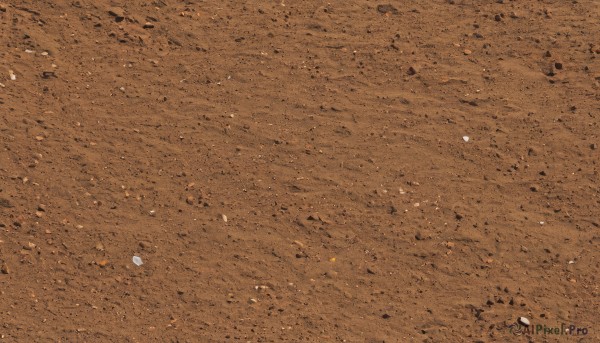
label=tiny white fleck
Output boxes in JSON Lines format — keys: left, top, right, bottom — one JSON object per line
{"left": 132, "top": 256, "right": 143, "bottom": 266}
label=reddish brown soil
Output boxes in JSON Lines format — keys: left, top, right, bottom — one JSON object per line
{"left": 1, "top": 1, "right": 599, "bottom": 342}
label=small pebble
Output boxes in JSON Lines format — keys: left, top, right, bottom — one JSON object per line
{"left": 186, "top": 195, "right": 194, "bottom": 205}
{"left": 463, "top": 136, "right": 470, "bottom": 142}
{"left": 517, "top": 317, "right": 530, "bottom": 327}
{"left": 95, "top": 242, "right": 105, "bottom": 251}
{"left": 132, "top": 256, "right": 143, "bottom": 266}
{"left": 108, "top": 7, "right": 125, "bottom": 21}
{"left": 325, "top": 270, "right": 338, "bottom": 278}
{"left": 1, "top": 264, "right": 9, "bottom": 274}
{"left": 530, "top": 185, "right": 539, "bottom": 192}
{"left": 377, "top": 4, "right": 399, "bottom": 15}
{"left": 221, "top": 214, "right": 228, "bottom": 222}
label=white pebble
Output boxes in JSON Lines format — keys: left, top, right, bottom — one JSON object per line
{"left": 221, "top": 214, "right": 228, "bottom": 222}
{"left": 9, "top": 70, "right": 16, "bottom": 80}
{"left": 462, "top": 136, "right": 470, "bottom": 142}
{"left": 517, "top": 317, "right": 530, "bottom": 327}
{"left": 132, "top": 256, "right": 143, "bottom": 266}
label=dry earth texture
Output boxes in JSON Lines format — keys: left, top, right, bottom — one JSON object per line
{"left": 1, "top": 0, "right": 599, "bottom": 342}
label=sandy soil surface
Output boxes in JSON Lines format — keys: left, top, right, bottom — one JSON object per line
{"left": 1, "top": 1, "right": 599, "bottom": 342}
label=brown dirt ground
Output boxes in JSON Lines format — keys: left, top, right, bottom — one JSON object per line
{"left": 1, "top": 1, "right": 599, "bottom": 342}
